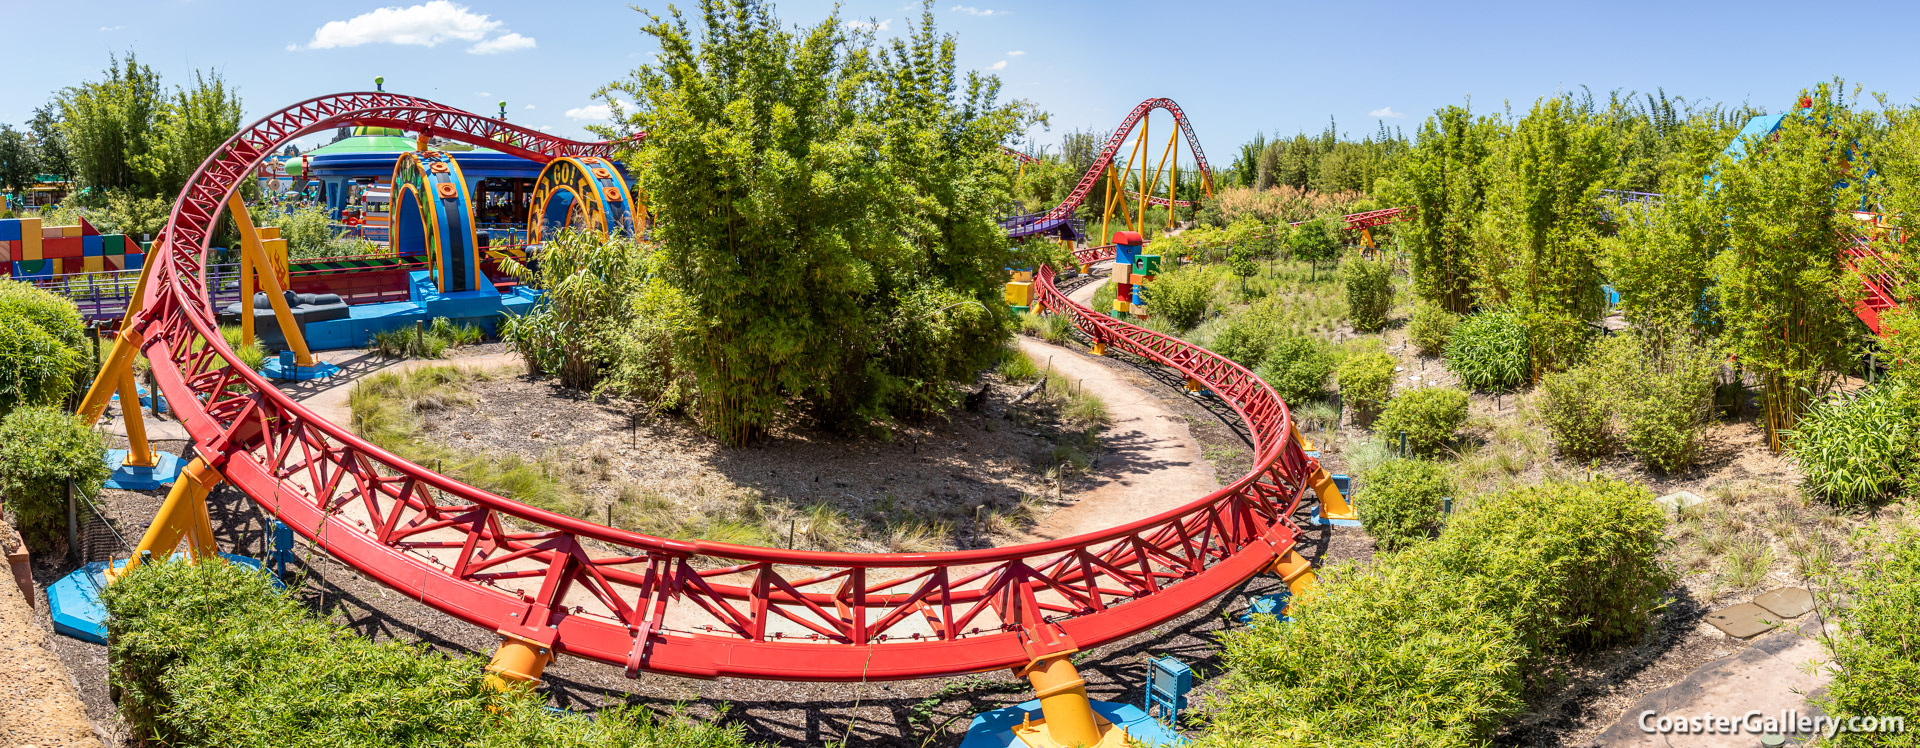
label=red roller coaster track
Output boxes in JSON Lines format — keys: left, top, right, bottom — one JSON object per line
{"left": 134, "top": 93, "right": 1316, "bottom": 682}
{"left": 1040, "top": 98, "right": 1214, "bottom": 222}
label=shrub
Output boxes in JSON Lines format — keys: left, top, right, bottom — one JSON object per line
{"left": 371, "top": 319, "right": 482, "bottom": 360}
{"left": 1339, "top": 257, "right": 1394, "bottom": 332}
{"left": 1089, "top": 279, "right": 1114, "bottom": 315}
{"left": 1018, "top": 311, "right": 1072, "bottom": 345}
{"left": 0, "top": 406, "right": 109, "bottom": 544}
{"left": 0, "top": 281, "right": 88, "bottom": 414}
{"left": 1445, "top": 309, "right": 1529, "bottom": 390}
{"left": 1408, "top": 303, "right": 1458, "bottom": 357}
{"left": 1203, "top": 476, "right": 1670, "bottom": 747}
{"left": 1786, "top": 382, "right": 1918, "bottom": 508}
{"left": 1815, "top": 529, "right": 1920, "bottom": 746}
{"left": 1336, "top": 347, "right": 1396, "bottom": 421}
{"left": 1358, "top": 458, "right": 1449, "bottom": 550}
{"left": 1210, "top": 302, "right": 1286, "bottom": 370}
{"left": 217, "top": 325, "right": 267, "bottom": 371}
{"left": 1255, "top": 334, "right": 1335, "bottom": 403}
{"left": 1145, "top": 263, "right": 1214, "bottom": 331}
{"left": 1375, "top": 387, "right": 1469, "bottom": 455}
{"left": 1538, "top": 364, "right": 1613, "bottom": 458}
{"left": 1599, "top": 326, "right": 1720, "bottom": 473}
{"left": 1429, "top": 476, "right": 1673, "bottom": 652}
{"left": 103, "top": 560, "right": 759, "bottom": 748}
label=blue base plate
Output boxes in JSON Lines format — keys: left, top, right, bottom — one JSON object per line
{"left": 1237, "top": 592, "right": 1293, "bottom": 624}
{"left": 103, "top": 449, "right": 186, "bottom": 491}
{"left": 959, "top": 699, "right": 1183, "bottom": 748}
{"left": 259, "top": 359, "right": 343, "bottom": 381}
{"left": 49, "top": 552, "right": 276, "bottom": 644}
{"left": 1307, "top": 508, "right": 1364, "bottom": 528}
{"left": 110, "top": 385, "right": 169, "bottom": 413}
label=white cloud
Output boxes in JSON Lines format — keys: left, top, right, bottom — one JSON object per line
{"left": 99, "top": 25, "right": 124, "bottom": 31}
{"left": 1368, "top": 106, "right": 1406, "bottom": 118}
{"left": 565, "top": 100, "right": 624, "bottom": 121}
{"left": 990, "top": 60, "right": 1007, "bottom": 70}
{"left": 524, "top": 104, "right": 536, "bottom": 110}
{"left": 477, "top": 91, "right": 493, "bottom": 97}
{"left": 468, "top": 32, "right": 535, "bottom": 55}
{"left": 285, "top": 43, "right": 299, "bottom": 51}
{"left": 1006, "top": 50, "right": 1024, "bottom": 56}
{"left": 844, "top": 18, "right": 891, "bottom": 31}
{"left": 302, "top": 1, "right": 534, "bottom": 55}
{"left": 951, "top": 5, "right": 1006, "bottom": 16}
{"left": 538, "top": 125, "right": 553, "bottom": 132}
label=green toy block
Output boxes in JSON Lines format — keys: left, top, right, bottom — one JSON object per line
{"left": 1136, "top": 254, "right": 1162, "bottom": 275}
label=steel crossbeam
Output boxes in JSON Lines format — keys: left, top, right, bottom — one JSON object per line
{"left": 133, "top": 93, "right": 1323, "bottom": 683}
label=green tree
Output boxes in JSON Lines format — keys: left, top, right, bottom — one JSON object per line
{"left": 57, "top": 53, "right": 166, "bottom": 195}
{"left": 1393, "top": 104, "right": 1500, "bottom": 313}
{"left": 1709, "top": 82, "right": 1867, "bottom": 450}
{"left": 143, "top": 70, "right": 243, "bottom": 197}
{"left": 28, "top": 104, "right": 70, "bottom": 180}
{"left": 606, "top": 1, "right": 1035, "bottom": 443}
{"left": 1473, "top": 97, "right": 1614, "bottom": 377}
{"left": 1289, "top": 216, "right": 1341, "bottom": 280}
{"left": 0, "top": 125, "right": 34, "bottom": 195}
{"left": 1601, "top": 183, "right": 1719, "bottom": 329}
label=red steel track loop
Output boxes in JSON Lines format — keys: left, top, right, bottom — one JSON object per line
{"left": 137, "top": 93, "right": 1317, "bottom": 682}
{"left": 1041, "top": 98, "right": 1214, "bottom": 222}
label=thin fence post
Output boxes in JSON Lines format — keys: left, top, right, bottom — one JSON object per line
{"left": 67, "top": 478, "right": 78, "bottom": 565}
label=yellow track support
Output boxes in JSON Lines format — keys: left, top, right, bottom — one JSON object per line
{"left": 1012, "top": 652, "right": 1127, "bottom": 747}
{"left": 1270, "top": 548, "right": 1318, "bottom": 596}
{"left": 1291, "top": 422, "right": 1358, "bottom": 521}
{"left": 227, "top": 193, "right": 316, "bottom": 366}
{"left": 484, "top": 633, "right": 553, "bottom": 691}
{"left": 78, "top": 327, "right": 144, "bottom": 426}
{"left": 108, "top": 458, "right": 223, "bottom": 581}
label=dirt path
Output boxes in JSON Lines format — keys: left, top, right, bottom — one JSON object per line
{"left": 285, "top": 348, "right": 521, "bottom": 427}
{"left": 1, "top": 524, "right": 106, "bottom": 748}
{"left": 1018, "top": 267, "right": 1219, "bottom": 540}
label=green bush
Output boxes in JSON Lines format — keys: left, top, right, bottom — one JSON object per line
{"left": 1358, "top": 458, "right": 1449, "bottom": 550}
{"left": 1428, "top": 476, "right": 1673, "bottom": 652}
{"left": 1018, "top": 311, "right": 1073, "bottom": 345}
{"left": 0, "top": 406, "right": 109, "bottom": 545}
{"left": 1538, "top": 364, "right": 1613, "bottom": 458}
{"left": 1408, "top": 303, "right": 1458, "bottom": 357}
{"left": 1204, "top": 476, "right": 1671, "bottom": 747}
{"left": 217, "top": 325, "right": 267, "bottom": 371}
{"left": 1089, "top": 279, "right": 1114, "bottom": 315}
{"left": 1339, "top": 257, "right": 1394, "bottom": 332}
{"left": 372, "top": 318, "right": 483, "bottom": 360}
{"left": 1211, "top": 303, "right": 1285, "bottom": 370}
{"left": 1375, "top": 387, "right": 1469, "bottom": 455}
{"left": 1336, "top": 347, "right": 1396, "bottom": 421}
{"left": 103, "top": 560, "right": 759, "bottom": 748}
{"left": 1816, "top": 529, "right": 1920, "bottom": 747}
{"left": 1599, "top": 327, "right": 1720, "bottom": 473}
{"left": 1145, "top": 263, "right": 1215, "bottom": 331}
{"left": 1445, "top": 309, "right": 1529, "bottom": 390}
{"left": 0, "top": 281, "right": 88, "bottom": 414}
{"left": 1786, "top": 382, "right": 1918, "bottom": 508}
{"left": 1255, "top": 334, "right": 1334, "bottom": 403}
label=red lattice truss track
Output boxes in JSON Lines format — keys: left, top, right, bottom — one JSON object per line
{"left": 135, "top": 93, "right": 1316, "bottom": 682}
{"left": 1041, "top": 98, "right": 1214, "bottom": 222}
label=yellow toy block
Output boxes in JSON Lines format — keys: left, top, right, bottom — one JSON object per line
{"left": 20, "top": 218, "right": 41, "bottom": 261}
{"left": 1005, "top": 281, "right": 1033, "bottom": 307}
{"left": 61, "top": 224, "right": 81, "bottom": 238}
{"left": 83, "top": 256, "right": 104, "bottom": 273}
{"left": 1009, "top": 270, "right": 1034, "bottom": 283}
{"left": 1115, "top": 299, "right": 1131, "bottom": 313}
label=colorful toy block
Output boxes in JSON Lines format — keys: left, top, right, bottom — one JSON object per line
{"left": 83, "top": 256, "right": 103, "bottom": 273}
{"left": 60, "top": 224, "right": 81, "bottom": 238}
{"left": 0, "top": 220, "right": 18, "bottom": 242}
{"left": 1005, "top": 281, "right": 1033, "bottom": 307}
{"left": 77, "top": 216, "right": 99, "bottom": 236}
{"left": 20, "top": 218, "right": 41, "bottom": 261}
{"left": 43, "top": 236, "right": 82, "bottom": 259}
{"left": 83, "top": 234, "right": 102, "bottom": 257}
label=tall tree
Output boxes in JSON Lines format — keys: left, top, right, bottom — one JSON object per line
{"left": 27, "top": 104, "right": 69, "bottom": 179}
{"left": 1474, "top": 97, "right": 1615, "bottom": 376}
{"left": 1709, "top": 82, "right": 1867, "bottom": 450}
{"left": 606, "top": 0, "right": 1036, "bottom": 443}
{"left": 57, "top": 53, "right": 165, "bottom": 195}
{"left": 143, "top": 70, "right": 243, "bottom": 197}
{"left": 0, "top": 126, "right": 35, "bottom": 195}
{"left": 1395, "top": 104, "right": 1500, "bottom": 313}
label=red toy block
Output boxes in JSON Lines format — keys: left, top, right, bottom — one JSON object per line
{"left": 42, "top": 236, "right": 83, "bottom": 259}
{"left": 78, "top": 216, "right": 100, "bottom": 236}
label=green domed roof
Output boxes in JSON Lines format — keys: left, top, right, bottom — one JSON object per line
{"left": 352, "top": 126, "right": 407, "bottom": 137}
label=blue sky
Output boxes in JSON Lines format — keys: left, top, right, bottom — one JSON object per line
{"left": 4, "top": 0, "right": 1919, "bottom": 168}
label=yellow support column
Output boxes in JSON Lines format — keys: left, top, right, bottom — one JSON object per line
{"left": 227, "top": 193, "right": 317, "bottom": 366}
{"left": 1270, "top": 548, "right": 1318, "bottom": 596}
{"left": 239, "top": 227, "right": 256, "bottom": 347}
{"left": 1292, "top": 422, "right": 1358, "bottom": 521}
{"left": 1013, "top": 652, "right": 1123, "bottom": 747}
{"left": 114, "top": 370, "right": 157, "bottom": 468}
{"left": 484, "top": 633, "right": 553, "bottom": 691}
{"left": 109, "top": 458, "right": 223, "bottom": 580}
{"left": 78, "top": 327, "right": 144, "bottom": 426}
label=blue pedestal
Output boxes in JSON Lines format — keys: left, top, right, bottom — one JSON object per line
{"left": 959, "top": 699, "right": 1183, "bottom": 748}
{"left": 103, "top": 449, "right": 186, "bottom": 490}
{"left": 1237, "top": 592, "right": 1292, "bottom": 624}
{"left": 49, "top": 552, "right": 273, "bottom": 644}
{"left": 259, "top": 356, "right": 343, "bottom": 381}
